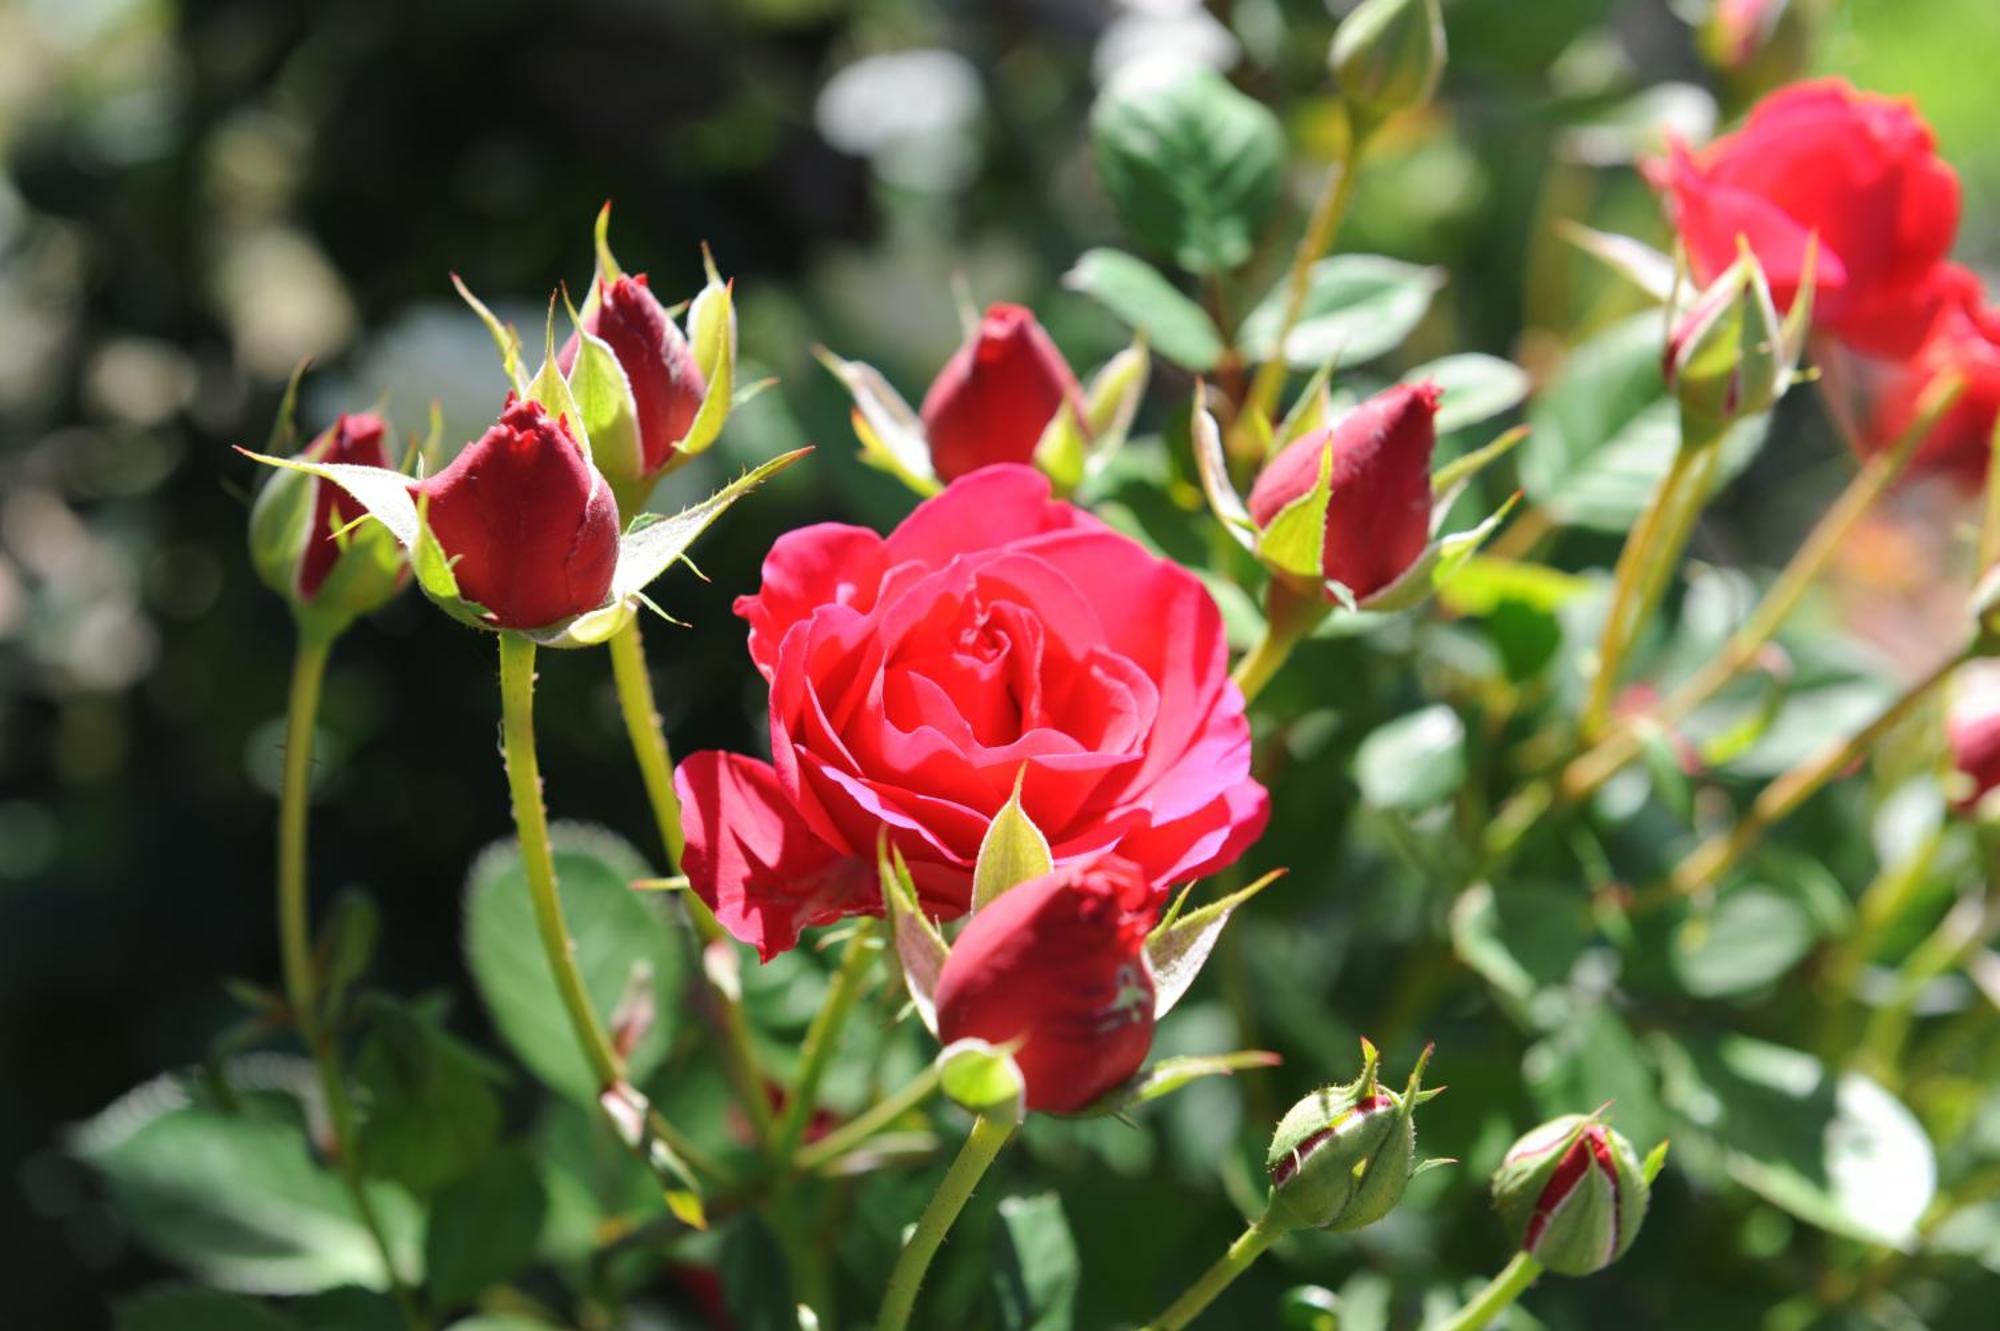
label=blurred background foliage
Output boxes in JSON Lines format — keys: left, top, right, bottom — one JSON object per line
{"left": 8, "top": 0, "right": 2000, "bottom": 1326}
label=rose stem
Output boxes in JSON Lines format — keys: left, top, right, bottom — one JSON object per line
{"left": 606, "top": 616, "right": 774, "bottom": 1143}
{"left": 1431, "top": 1252, "right": 1544, "bottom": 1331}
{"left": 876, "top": 1114, "right": 1017, "bottom": 1331}
{"left": 277, "top": 627, "right": 427, "bottom": 1330}
{"left": 1660, "top": 640, "right": 1973, "bottom": 904}
{"left": 1139, "top": 1216, "right": 1280, "bottom": 1331}
{"left": 497, "top": 631, "right": 727, "bottom": 1188}
{"left": 1561, "top": 371, "right": 1963, "bottom": 803}
{"left": 792, "top": 1062, "right": 943, "bottom": 1173}
{"left": 768, "top": 919, "right": 881, "bottom": 1171}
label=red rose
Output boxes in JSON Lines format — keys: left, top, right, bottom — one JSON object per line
{"left": 1247, "top": 382, "right": 1440, "bottom": 600}
{"left": 558, "top": 273, "right": 707, "bottom": 480}
{"left": 933, "top": 857, "right": 1158, "bottom": 1114}
{"left": 920, "top": 304, "right": 1084, "bottom": 482}
{"left": 412, "top": 398, "right": 620, "bottom": 630}
{"left": 676, "top": 465, "right": 1267, "bottom": 959}
{"left": 1651, "top": 79, "right": 1961, "bottom": 359}
{"left": 1862, "top": 265, "right": 2000, "bottom": 489}
{"left": 300, "top": 412, "right": 392, "bottom": 599}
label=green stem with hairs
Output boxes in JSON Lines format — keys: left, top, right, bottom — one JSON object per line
{"left": 876, "top": 1114, "right": 1017, "bottom": 1331}
{"left": 277, "top": 628, "right": 427, "bottom": 1330}
{"left": 793, "top": 1062, "right": 943, "bottom": 1173}
{"left": 769, "top": 920, "right": 880, "bottom": 1170}
{"left": 1430, "top": 1252, "right": 1544, "bottom": 1331}
{"left": 1140, "top": 1217, "right": 1280, "bottom": 1331}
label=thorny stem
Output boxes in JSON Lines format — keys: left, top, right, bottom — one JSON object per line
{"left": 876, "top": 1114, "right": 1017, "bottom": 1331}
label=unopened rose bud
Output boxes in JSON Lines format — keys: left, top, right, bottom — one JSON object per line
{"left": 1701, "top": 0, "right": 1815, "bottom": 92}
{"left": 249, "top": 411, "right": 410, "bottom": 627}
{"left": 1247, "top": 382, "right": 1440, "bottom": 601}
{"left": 920, "top": 304, "right": 1085, "bottom": 483}
{"left": 1492, "top": 1114, "right": 1649, "bottom": 1276}
{"left": 1265, "top": 1041, "right": 1435, "bottom": 1232}
{"left": 1330, "top": 0, "right": 1446, "bottom": 127}
{"left": 559, "top": 273, "right": 707, "bottom": 486}
{"left": 411, "top": 397, "right": 620, "bottom": 631}
{"left": 932, "top": 856, "right": 1157, "bottom": 1114}
{"left": 1663, "top": 251, "right": 1800, "bottom": 429}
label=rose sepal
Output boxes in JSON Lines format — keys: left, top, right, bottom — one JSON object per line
{"left": 1034, "top": 333, "right": 1151, "bottom": 494}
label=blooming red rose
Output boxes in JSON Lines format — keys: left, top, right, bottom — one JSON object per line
{"left": 558, "top": 273, "right": 707, "bottom": 481}
{"left": 933, "top": 857, "right": 1157, "bottom": 1113}
{"left": 676, "top": 465, "right": 1267, "bottom": 959}
{"left": 1651, "top": 79, "right": 1961, "bottom": 359}
{"left": 920, "top": 304, "right": 1084, "bottom": 482}
{"left": 1247, "top": 382, "right": 1440, "bottom": 600}
{"left": 299, "top": 412, "right": 393, "bottom": 599}
{"left": 1862, "top": 265, "right": 2000, "bottom": 489}
{"left": 413, "top": 397, "right": 620, "bottom": 630}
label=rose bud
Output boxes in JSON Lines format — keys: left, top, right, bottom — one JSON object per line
{"left": 920, "top": 304, "right": 1085, "bottom": 483}
{"left": 1492, "top": 1114, "right": 1650, "bottom": 1276}
{"left": 1946, "top": 667, "right": 2000, "bottom": 814}
{"left": 1862, "top": 265, "right": 2000, "bottom": 491}
{"left": 1649, "top": 80, "right": 1961, "bottom": 360}
{"left": 1247, "top": 382, "right": 1440, "bottom": 601}
{"left": 1265, "top": 1041, "right": 1436, "bottom": 1233}
{"left": 1662, "top": 249, "right": 1803, "bottom": 429}
{"left": 411, "top": 397, "right": 620, "bottom": 631}
{"left": 558, "top": 273, "right": 707, "bottom": 488}
{"left": 932, "top": 857, "right": 1158, "bottom": 1115}
{"left": 1329, "top": 0, "right": 1445, "bottom": 127}
{"left": 1701, "top": 0, "right": 1815, "bottom": 92}
{"left": 249, "top": 411, "right": 410, "bottom": 628}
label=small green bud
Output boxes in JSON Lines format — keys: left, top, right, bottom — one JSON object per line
{"left": 1265, "top": 1040, "right": 1438, "bottom": 1232}
{"left": 1663, "top": 243, "right": 1809, "bottom": 431}
{"left": 1329, "top": 0, "right": 1446, "bottom": 126}
{"left": 1491, "top": 1114, "right": 1649, "bottom": 1276}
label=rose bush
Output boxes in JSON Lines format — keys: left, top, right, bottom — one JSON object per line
{"left": 678, "top": 464, "right": 1268, "bottom": 958}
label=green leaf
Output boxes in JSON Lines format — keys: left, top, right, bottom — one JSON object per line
{"left": 424, "top": 1147, "right": 547, "bottom": 1313}
{"left": 938, "top": 1039, "right": 1027, "bottom": 1117}
{"left": 116, "top": 1288, "right": 301, "bottom": 1331}
{"left": 1146, "top": 870, "right": 1285, "bottom": 1018}
{"left": 74, "top": 1072, "right": 419, "bottom": 1294}
{"left": 1405, "top": 353, "right": 1531, "bottom": 435}
{"left": 1657, "top": 1035, "right": 1936, "bottom": 1249}
{"left": 1090, "top": 62, "right": 1285, "bottom": 275}
{"left": 994, "top": 1193, "right": 1079, "bottom": 1331}
{"left": 721, "top": 1213, "right": 796, "bottom": 1331}
{"left": 1354, "top": 705, "right": 1466, "bottom": 811}
{"left": 353, "top": 997, "right": 504, "bottom": 1195}
{"left": 1518, "top": 315, "right": 1770, "bottom": 531}
{"left": 1448, "top": 882, "right": 1593, "bottom": 1018}
{"left": 464, "top": 824, "right": 684, "bottom": 1103}
{"left": 971, "top": 772, "right": 1055, "bottom": 912}
{"left": 1670, "top": 883, "right": 1818, "bottom": 999}
{"left": 1063, "top": 249, "right": 1222, "bottom": 371}
{"left": 1239, "top": 256, "right": 1444, "bottom": 369}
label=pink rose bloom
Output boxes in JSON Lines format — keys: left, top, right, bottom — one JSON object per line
{"left": 1862, "top": 264, "right": 2000, "bottom": 490}
{"left": 676, "top": 466, "right": 1269, "bottom": 959}
{"left": 1650, "top": 79, "right": 1961, "bottom": 360}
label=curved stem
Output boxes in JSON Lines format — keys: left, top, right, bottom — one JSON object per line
{"left": 1664, "top": 642, "right": 1972, "bottom": 903}
{"left": 276, "top": 630, "right": 426, "bottom": 1330}
{"left": 1141, "top": 1217, "right": 1278, "bottom": 1331}
{"left": 877, "top": 1114, "right": 1016, "bottom": 1331}
{"left": 1238, "top": 118, "right": 1372, "bottom": 435}
{"left": 1233, "top": 585, "right": 1328, "bottom": 705}
{"left": 606, "top": 617, "right": 773, "bottom": 1143}
{"left": 1430, "top": 1252, "right": 1543, "bottom": 1331}
{"left": 498, "top": 633, "right": 729, "bottom": 1191}
{"left": 1231, "top": 622, "right": 1298, "bottom": 705}
{"left": 769, "top": 921, "right": 880, "bottom": 1170}
{"left": 794, "top": 1063, "right": 942, "bottom": 1174}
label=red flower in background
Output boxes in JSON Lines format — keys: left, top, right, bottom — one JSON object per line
{"left": 1948, "top": 668, "right": 2000, "bottom": 812}
{"left": 676, "top": 466, "right": 1267, "bottom": 959}
{"left": 413, "top": 398, "right": 620, "bottom": 630}
{"left": 920, "top": 304, "right": 1084, "bottom": 482}
{"left": 1862, "top": 265, "right": 2000, "bottom": 488}
{"left": 933, "top": 857, "right": 1158, "bottom": 1113}
{"left": 1651, "top": 79, "right": 1961, "bottom": 359}
{"left": 558, "top": 273, "right": 707, "bottom": 478}
{"left": 1247, "top": 382, "right": 1440, "bottom": 600}
{"left": 299, "top": 412, "right": 394, "bottom": 600}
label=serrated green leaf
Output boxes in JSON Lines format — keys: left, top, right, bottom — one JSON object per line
{"left": 1090, "top": 62, "right": 1285, "bottom": 275}
{"left": 464, "top": 824, "right": 683, "bottom": 1103}
{"left": 1063, "top": 248, "right": 1222, "bottom": 370}
{"left": 1239, "top": 256, "right": 1444, "bottom": 369}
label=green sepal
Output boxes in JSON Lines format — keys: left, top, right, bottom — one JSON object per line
{"left": 1255, "top": 440, "right": 1334, "bottom": 580}
{"left": 1356, "top": 491, "right": 1522, "bottom": 614}
{"left": 1145, "top": 868, "right": 1285, "bottom": 1018}
{"left": 1070, "top": 1050, "right": 1282, "bottom": 1119}
{"left": 879, "top": 834, "right": 948, "bottom": 1035}
{"left": 970, "top": 768, "right": 1055, "bottom": 913}
{"left": 561, "top": 288, "right": 645, "bottom": 496}
{"left": 673, "top": 245, "right": 737, "bottom": 461}
{"left": 1191, "top": 382, "right": 1258, "bottom": 552}
{"left": 937, "top": 1038, "right": 1027, "bottom": 1121}
{"left": 817, "top": 346, "right": 942, "bottom": 496}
